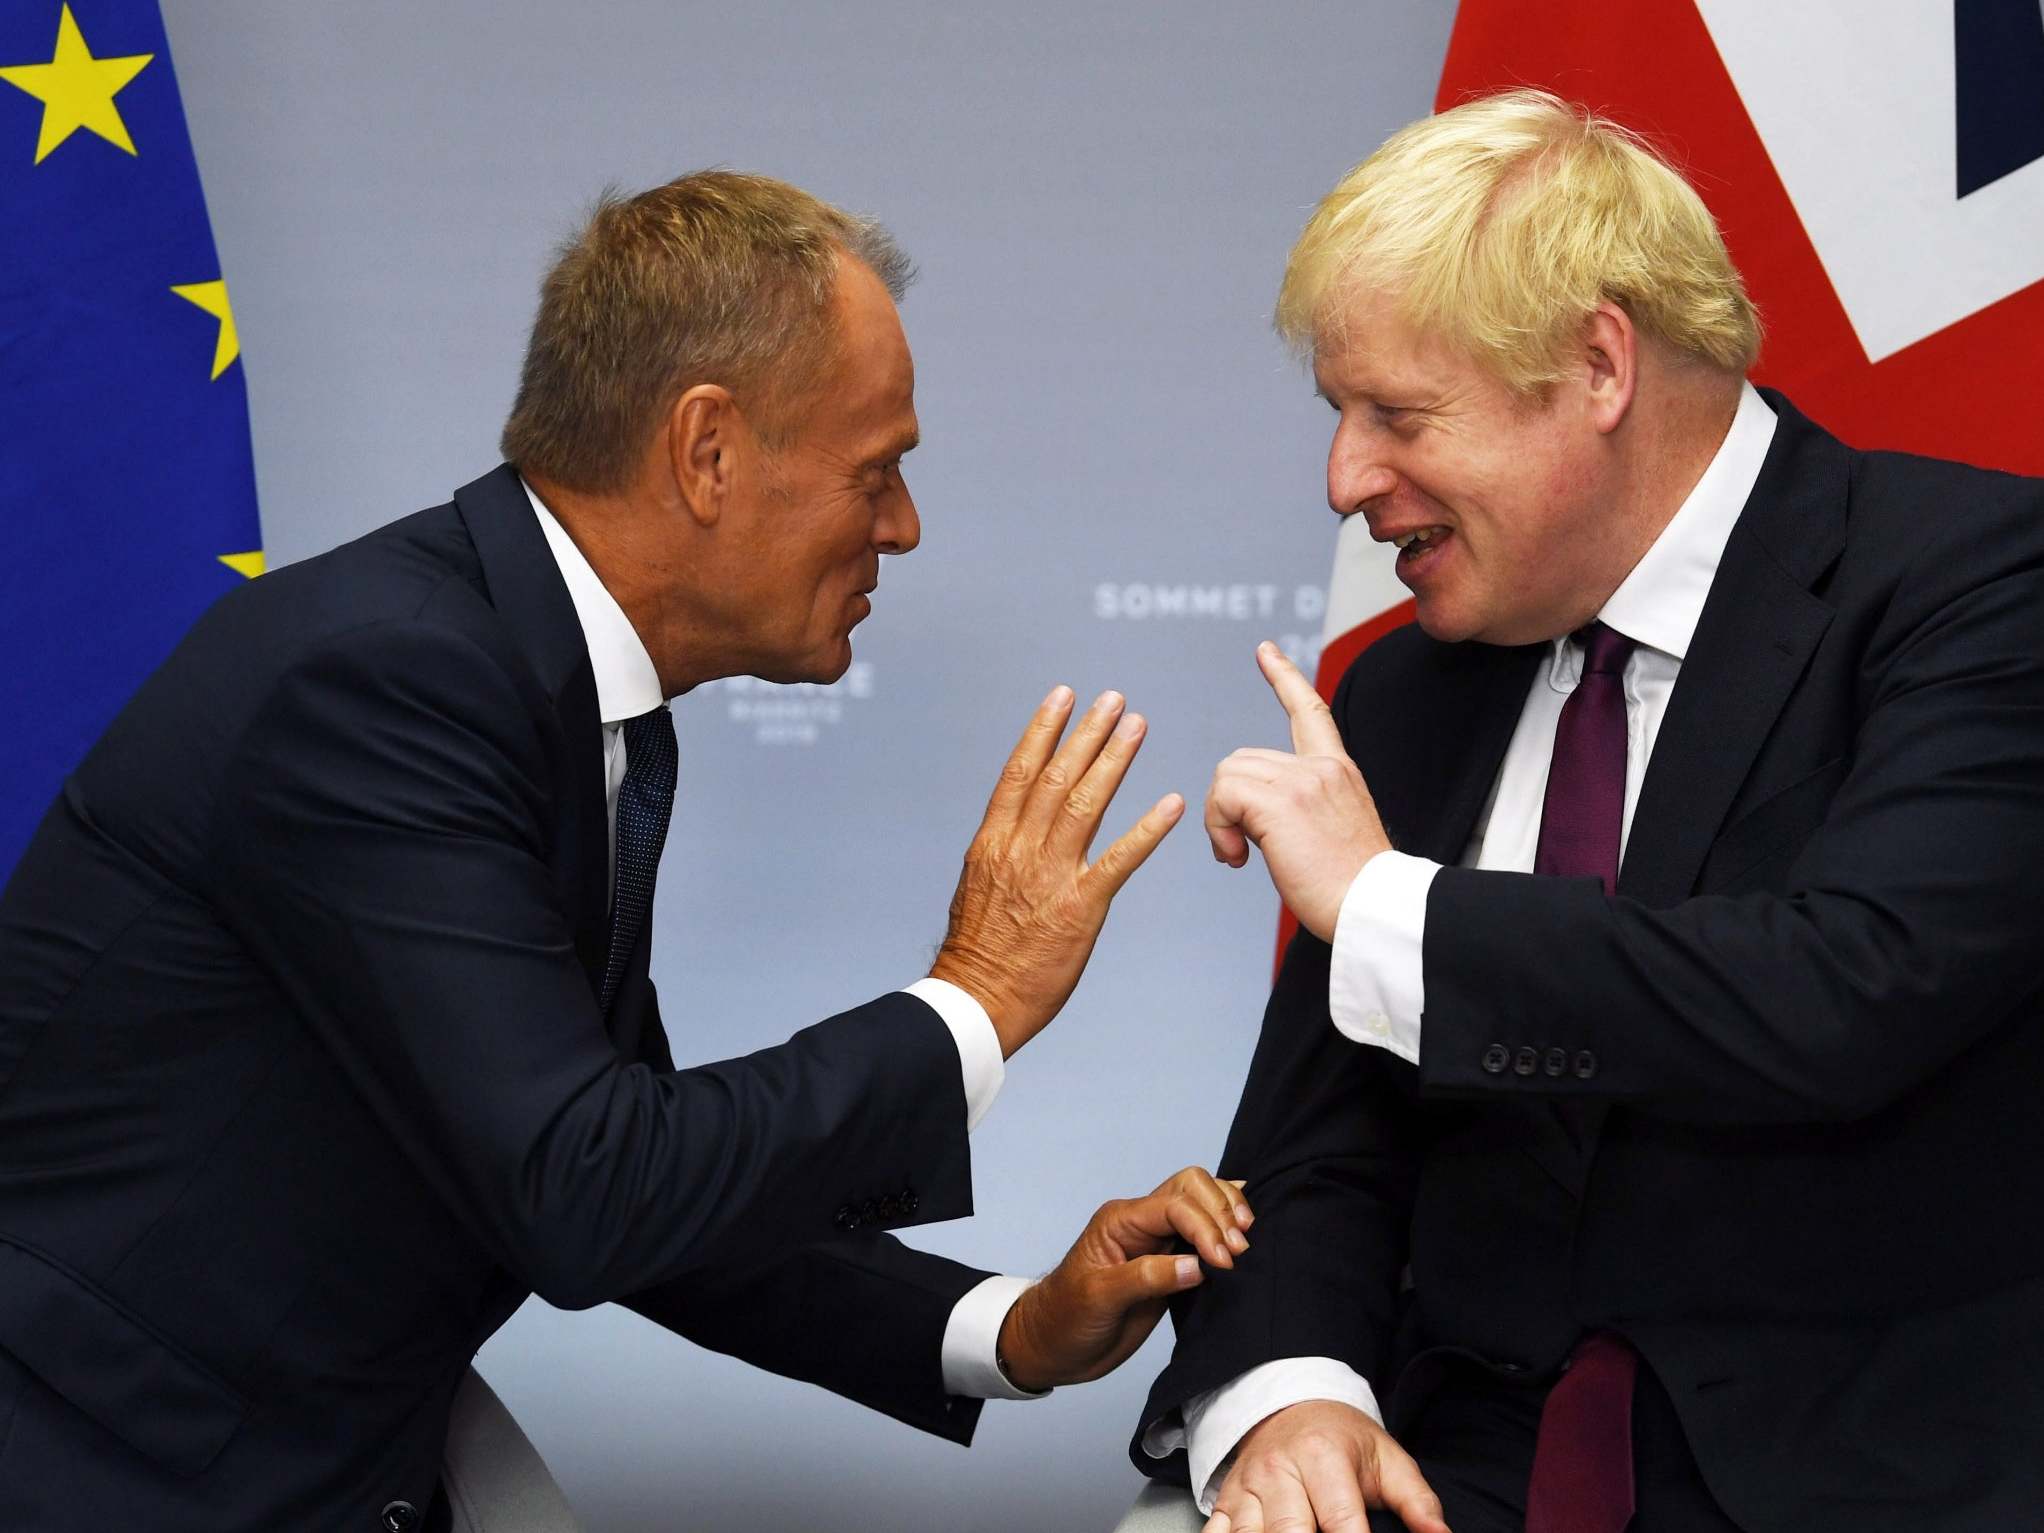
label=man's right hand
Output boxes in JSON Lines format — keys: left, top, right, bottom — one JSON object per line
{"left": 930, "top": 686, "right": 1183, "bottom": 1058}
{"left": 1207, "top": 1401, "right": 1451, "bottom": 1533}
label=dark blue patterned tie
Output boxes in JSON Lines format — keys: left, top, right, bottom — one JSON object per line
{"left": 601, "top": 706, "right": 677, "bottom": 1015}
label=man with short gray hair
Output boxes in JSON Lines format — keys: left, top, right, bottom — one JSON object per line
{"left": 0, "top": 170, "right": 1250, "bottom": 1530}
{"left": 1127, "top": 91, "right": 2044, "bottom": 1533}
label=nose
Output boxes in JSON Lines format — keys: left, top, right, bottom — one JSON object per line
{"left": 1326, "top": 419, "right": 1398, "bottom": 519}
{"left": 875, "top": 475, "right": 920, "bottom": 555}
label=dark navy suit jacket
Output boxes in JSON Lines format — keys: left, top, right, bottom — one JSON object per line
{"left": 0, "top": 465, "right": 991, "bottom": 1529}
{"left": 1134, "top": 395, "right": 2044, "bottom": 1532}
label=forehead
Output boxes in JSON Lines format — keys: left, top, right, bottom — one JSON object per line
{"left": 1310, "top": 287, "right": 1468, "bottom": 397}
{"left": 813, "top": 261, "right": 917, "bottom": 447}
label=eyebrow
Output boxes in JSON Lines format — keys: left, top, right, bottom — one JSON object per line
{"left": 870, "top": 429, "right": 920, "bottom": 465}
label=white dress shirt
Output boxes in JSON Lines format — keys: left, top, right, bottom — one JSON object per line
{"left": 523, "top": 480, "right": 1040, "bottom": 1402}
{"left": 1148, "top": 383, "right": 1779, "bottom": 1509}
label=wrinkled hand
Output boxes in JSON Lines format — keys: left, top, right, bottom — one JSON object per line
{"left": 1206, "top": 643, "right": 1390, "bottom": 943}
{"left": 932, "top": 686, "right": 1184, "bottom": 1057}
{"left": 997, "top": 1167, "right": 1253, "bottom": 1391}
{"left": 1208, "top": 1400, "right": 1451, "bottom": 1533}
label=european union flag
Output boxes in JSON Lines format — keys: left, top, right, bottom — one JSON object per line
{"left": 0, "top": 0, "right": 262, "bottom": 878}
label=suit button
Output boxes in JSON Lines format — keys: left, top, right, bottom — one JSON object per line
{"left": 1482, "top": 1044, "right": 1510, "bottom": 1075}
{"left": 876, "top": 1195, "right": 901, "bottom": 1220}
{"left": 1573, "top": 1050, "right": 1598, "bottom": 1080}
{"left": 902, "top": 1190, "right": 919, "bottom": 1216}
{"left": 1544, "top": 1047, "right": 1568, "bottom": 1078}
{"left": 381, "top": 1503, "right": 420, "bottom": 1533}
{"left": 860, "top": 1198, "right": 880, "bottom": 1224}
{"left": 834, "top": 1204, "right": 860, "bottom": 1231}
{"left": 1513, "top": 1047, "right": 1539, "bottom": 1077}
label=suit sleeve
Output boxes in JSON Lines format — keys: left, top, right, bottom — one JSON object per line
{"left": 621, "top": 1236, "right": 992, "bottom": 1444}
{"left": 206, "top": 616, "right": 972, "bottom": 1309}
{"left": 1131, "top": 663, "right": 1422, "bottom": 1484}
{"left": 1422, "top": 488, "right": 2044, "bottom": 1124}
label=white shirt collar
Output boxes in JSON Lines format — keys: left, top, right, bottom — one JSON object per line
{"left": 521, "top": 478, "right": 666, "bottom": 725}
{"left": 1593, "top": 380, "right": 1778, "bottom": 664}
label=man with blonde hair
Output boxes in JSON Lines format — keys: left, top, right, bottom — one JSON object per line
{"left": 1125, "top": 91, "right": 2044, "bottom": 1533}
{"left": 0, "top": 170, "right": 1251, "bottom": 1530}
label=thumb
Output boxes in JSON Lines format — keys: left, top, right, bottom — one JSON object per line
{"left": 1371, "top": 1436, "right": 1452, "bottom": 1533}
{"left": 1093, "top": 1252, "right": 1204, "bottom": 1314}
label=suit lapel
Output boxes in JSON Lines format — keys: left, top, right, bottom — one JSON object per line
{"left": 1619, "top": 394, "right": 1845, "bottom": 907}
{"left": 453, "top": 465, "right": 612, "bottom": 997}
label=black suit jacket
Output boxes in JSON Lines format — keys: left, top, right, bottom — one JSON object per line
{"left": 1134, "top": 395, "right": 2044, "bottom": 1532}
{"left": 0, "top": 466, "right": 992, "bottom": 1530}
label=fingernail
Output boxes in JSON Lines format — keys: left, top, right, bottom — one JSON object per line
{"left": 1258, "top": 639, "right": 1277, "bottom": 656}
{"left": 1225, "top": 1227, "right": 1248, "bottom": 1253}
{"left": 1093, "top": 689, "right": 1122, "bottom": 713}
{"left": 1113, "top": 713, "right": 1143, "bottom": 739}
{"left": 1175, "top": 1255, "right": 1199, "bottom": 1285}
{"left": 1046, "top": 685, "right": 1071, "bottom": 708}
{"left": 1234, "top": 1202, "right": 1254, "bottom": 1229}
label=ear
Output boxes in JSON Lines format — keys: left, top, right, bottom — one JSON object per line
{"left": 1580, "top": 301, "right": 1639, "bottom": 435}
{"left": 667, "top": 384, "right": 739, "bottom": 528}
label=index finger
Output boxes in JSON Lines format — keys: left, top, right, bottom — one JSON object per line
{"left": 1256, "top": 641, "right": 1346, "bottom": 758}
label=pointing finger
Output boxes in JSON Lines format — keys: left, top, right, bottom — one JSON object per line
{"left": 1256, "top": 641, "right": 1346, "bottom": 759}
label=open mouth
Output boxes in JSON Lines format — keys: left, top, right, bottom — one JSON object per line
{"left": 1389, "top": 525, "right": 1453, "bottom": 584}
{"left": 1392, "top": 526, "right": 1449, "bottom": 559}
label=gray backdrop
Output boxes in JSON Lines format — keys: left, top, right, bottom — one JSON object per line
{"left": 160, "top": 3, "right": 1456, "bottom": 1527}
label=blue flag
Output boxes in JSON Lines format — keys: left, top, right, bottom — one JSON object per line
{"left": 0, "top": 0, "right": 262, "bottom": 878}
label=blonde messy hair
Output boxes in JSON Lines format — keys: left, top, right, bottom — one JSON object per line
{"left": 501, "top": 170, "right": 913, "bottom": 494}
{"left": 1275, "top": 90, "right": 1760, "bottom": 390}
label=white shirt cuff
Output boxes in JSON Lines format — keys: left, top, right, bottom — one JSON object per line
{"left": 1142, "top": 1356, "right": 1385, "bottom": 1514}
{"left": 939, "top": 1274, "right": 1049, "bottom": 1400}
{"left": 1327, "top": 850, "right": 1440, "bottom": 1065}
{"left": 904, "top": 976, "right": 1004, "bottom": 1132}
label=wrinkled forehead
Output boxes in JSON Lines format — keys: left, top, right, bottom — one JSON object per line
{"left": 1309, "top": 286, "right": 1442, "bottom": 392}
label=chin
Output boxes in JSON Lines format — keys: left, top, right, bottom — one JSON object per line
{"left": 802, "top": 636, "right": 856, "bottom": 685}
{"left": 1412, "top": 597, "right": 1481, "bottom": 645}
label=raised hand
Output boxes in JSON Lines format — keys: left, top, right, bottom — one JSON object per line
{"left": 1206, "top": 642, "right": 1390, "bottom": 943}
{"left": 996, "top": 1167, "right": 1253, "bottom": 1391}
{"left": 931, "top": 686, "right": 1184, "bottom": 1057}
{"left": 1208, "top": 1400, "right": 1452, "bottom": 1533}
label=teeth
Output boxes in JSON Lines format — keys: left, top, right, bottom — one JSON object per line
{"left": 1393, "top": 527, "right": 1444, "bottom": 550}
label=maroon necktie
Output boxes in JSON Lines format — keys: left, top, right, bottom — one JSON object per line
{"left": 1524, "top": 621, "right": 1640, "bottom": 1533}
{"left": 1532, "top": 621, "right": 1636, "bottom": 896}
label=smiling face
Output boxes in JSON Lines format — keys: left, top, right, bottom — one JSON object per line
{"left": 1315, "top": 290, "right": 1633, "bottom": 647}
{"left": 715, "top": 259, "right": 922, "bottom": 683}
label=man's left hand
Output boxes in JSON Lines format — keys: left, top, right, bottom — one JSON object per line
{"left": 1205, "top": 642, "right": 1391, "bottom": 942}
{"left": 996, "top": 1167, "right": 1253, "bottom": 1391}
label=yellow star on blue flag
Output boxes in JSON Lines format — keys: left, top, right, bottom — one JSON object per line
{"left": 0, "top": 3, "right": 152, "bottom": 163}
{"left": 1, "top": 0, "right": 264, "bottom": 877}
